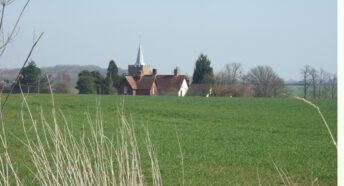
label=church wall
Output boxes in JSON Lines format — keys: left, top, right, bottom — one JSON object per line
{"left": 128, "top": 65, "right": 152, "bottom": 76}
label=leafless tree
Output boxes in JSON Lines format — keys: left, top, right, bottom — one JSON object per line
{"left": 317, "top": 68, "right": 328, "bottom": 99}
{"left": 213, "top": 63, "right": 245, "bottom": 97}
{"left": 329, "top": 73, "right": 337, "bottom": 99}
{"left": 246, "top": 65, "right": 285, "bottom": 97}
{"left": 215, "top": 63, "right": 242, "bottom": 85}
{"left": 54, "top": 72, "right": 73, "bottom": 93}
{"left": 309, "top": 68, "right": 318, "bottom": 99}
{"left": 300, "top": 65, "right": 311, "bottom": 98}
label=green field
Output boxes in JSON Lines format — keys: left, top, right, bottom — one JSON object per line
{"left": 287, "top": 85, "right": 304, "bottom": 97}
{"left": 1, "top": 94, "right": 337, "bottom": 185}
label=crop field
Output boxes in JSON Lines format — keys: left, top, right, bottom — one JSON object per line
{"left": 286, "top": 85, "right": 304, "bottom": 97}
{"left": 0, "top": 94, "right": 337, "bottom": 185}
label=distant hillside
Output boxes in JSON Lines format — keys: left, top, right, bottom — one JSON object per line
{"left": 0, "top": 65, "right": 127, "bottom": 87}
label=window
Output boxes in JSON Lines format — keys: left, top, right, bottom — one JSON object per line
{"left": 124, "top": 87, "right": 128, "bottom": 94}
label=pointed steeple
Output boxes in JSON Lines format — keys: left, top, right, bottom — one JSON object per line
{"left": 135, "top": 41, "right": 145, "bottom": 66}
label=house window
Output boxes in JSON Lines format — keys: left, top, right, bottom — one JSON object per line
{"left": 152, "top": 87, "right": 155, "bottom": 95}
{"left": 124, "top": 87, "right": 128, "bottom": 94}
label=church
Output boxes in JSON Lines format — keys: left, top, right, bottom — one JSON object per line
{"left": 118, "top": 43, "right": 189, "bottom": 96}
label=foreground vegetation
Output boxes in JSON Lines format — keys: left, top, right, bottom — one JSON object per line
{"left": 0, "top": 94, "right": 337, "bottom": 185}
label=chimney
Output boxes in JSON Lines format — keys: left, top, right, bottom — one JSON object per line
{"left": 174, "top": 67, "right": 179, "bottom": 77}
{"left": 153, "top": 68, "right": 157, "bottom": 76}
{"left": 137, "top": 70, "right": 143, "bottom": 80}
{"left": 187, "top": 79, "right": 192, "bottom": 86}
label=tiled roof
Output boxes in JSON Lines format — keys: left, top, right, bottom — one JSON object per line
{"left": 124, "top": 74, "right": 187, "bottom": 92}
{"left": 125, "top": 76, "right": 137, "bottom": 89}
{"left": 155, "top": 75, "right": 187, "bottom": 91}
{"left": 136, "top": 76, "right": 155, "bottom": 90}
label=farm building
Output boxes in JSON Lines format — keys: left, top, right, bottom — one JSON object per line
{"left": 118, "top": 43, "right": 189, "bottom": 96}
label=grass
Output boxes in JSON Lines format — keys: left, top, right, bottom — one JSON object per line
{"left": 0, "top": 94, "right": 337, "bottom": 185}
{"left": 287, "top": 85, "right": 304, "bottom": 97}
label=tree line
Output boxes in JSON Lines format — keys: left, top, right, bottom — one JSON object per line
{"left": 191, "top": 54, "right": 337, "bottom": 99}
{"left": 300, "top": 65, "right": 337, "bottom": 99}
{"left": 1, "top": 55, "right": 336, "bottom": 99}
{"left": 0, "top": 61, "right": 72, "bottom": 94}
{"left": 76, "top": 60, "right": 124, "bottom": 94}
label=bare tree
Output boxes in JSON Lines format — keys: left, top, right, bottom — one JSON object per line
{"left": 300, "top": 65, "right": 311, "bottom": 98}
{"left": 54, "top": 72, "right": 72, "bottom": 93}
{"left": 309, "top": 68, "right": 318, "bottom": 99}
{"left": 225, "top": 63, "right": 242, "bottom": 84}
{"left": 317, "top": 69, "right": 327, "bottom": 99}
{"left": 329, "top": 73, "right": 337, "bottom": 99}
{"left": 246, "top": 65, "right": 285, "bottom": 97}
{"left": 213, "top": 63, "right": 244, "bottom": 97}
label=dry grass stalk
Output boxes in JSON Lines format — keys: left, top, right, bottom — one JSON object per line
{"left": 174, "top": 123, "right": 184, "bottom": 186}
{"left": 5, "top": 81, "right": 161, "bottom": 185}
{"left": 0, "top": 98, "right": 22, "bottom": 186}
{"left": 293, "top": 96, "right": 337, "bottom": 150}
{"left": 256, "top": 167, "right": 262, "bottom": 186}
{"left": 272, "top": 159, "right": 293, "bottom": 186}
{"left": 144, "top": 126, "right": 162, "bottom": 186}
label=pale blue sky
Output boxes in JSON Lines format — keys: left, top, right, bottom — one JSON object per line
{"left": 1, "top": 0, "right": 337, "bottom": 80}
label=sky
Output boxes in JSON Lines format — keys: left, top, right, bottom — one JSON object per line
{"left": 0, "top": 0, "right": 337, "bottom": 80}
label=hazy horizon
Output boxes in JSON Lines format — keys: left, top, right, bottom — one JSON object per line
{"left": 0, "top": 0, "right": 337, "bottom": 80}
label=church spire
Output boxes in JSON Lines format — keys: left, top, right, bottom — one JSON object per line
{"left": 135, "top": 41, "right": 145, "bottom": 66}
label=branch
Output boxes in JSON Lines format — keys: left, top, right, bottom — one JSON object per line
{"left": 0, "top": 0, "right": 30, "bottom": 57}
{"left": 0, "top": 4, "right": 5, "bottom": 32}
{"left": 1, "top": 32, "right": 44, "bottom": 116}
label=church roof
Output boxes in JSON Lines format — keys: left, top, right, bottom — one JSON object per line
{"left": 124, "top": 75, "right": 155, "bottom": 90}
{"left": 136, "top": 76, "right": 155, "bottom": 90}
{"left": 125, "top": 76, "right": 137, "bottom": 89}
{"left": 135, "top": 42, "right": 145, "bottom": 65}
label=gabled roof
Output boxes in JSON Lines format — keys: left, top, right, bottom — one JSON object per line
{"left": 125, "top": 76, "right": 137, "bottom": 89}
{"left": 155, "top": 75, "right": 187, "bottom": 92}
{"left": 124, "top": 75, "right": 155, "bottom": 90}
{"left": 136, "top": 76, "right": 155, "bottom": 90}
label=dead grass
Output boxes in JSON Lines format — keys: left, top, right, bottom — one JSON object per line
{"left": 0, "top": 90, "right": 162, "bottom": 185}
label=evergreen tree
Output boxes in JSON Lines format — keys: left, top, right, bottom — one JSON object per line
{"left": 192, "top": 54, "right": 214, "bottom": 84}
{"left": 76, "top": 75, "right": 96, "bottom": 94}
{"left": 106, "top": 60, "right": 121, "bottom": 89}
{"left": 76, "top": 70, "right": 111, "bottom": 94}
{"left": 15, "top": 60, "right": 41, "bottom": 93}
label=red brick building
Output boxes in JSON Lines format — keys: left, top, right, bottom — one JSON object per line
{"left": 118, "top": 71, "right": 158, "bottom": 96}
{"left": 118, "top": 42, "right": 189, "bottom": 96}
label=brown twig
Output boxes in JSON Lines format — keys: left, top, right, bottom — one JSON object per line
{"left": 0, "top": 3, "right": 6, "bottom": 32}
{"left": 0, "top": 0, "right": 30, "bottom": 56}
{"left": 0, "top": 32, "right": 44, "bottom": 116}
{"left": 294, "top": 96, "right": 337, "bottom": 150}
